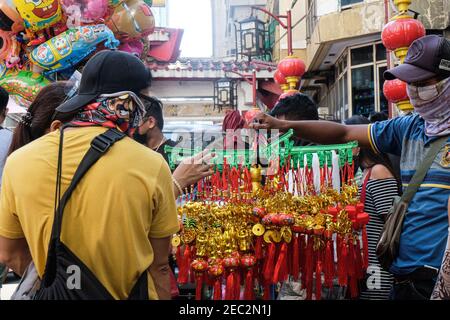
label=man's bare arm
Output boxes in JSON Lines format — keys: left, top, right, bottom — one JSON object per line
{"left": 251, "top": 113, "right": 372, "bottom": 148}
{"left": 0, "top": 236, "right": 31, "bottom": 276}
{"left": 148, "top": 236, "right": 172, "bottom": 300}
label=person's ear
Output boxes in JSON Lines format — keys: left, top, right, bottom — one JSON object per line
{"left": 147, "top": 117, "right": 157, "bottom": 130}
{"left": 50, "top": 120, "right": 63, "bottom": 132}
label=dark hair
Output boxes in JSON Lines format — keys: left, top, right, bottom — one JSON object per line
{"left": 345, "top": 115, "right": 402, "bottom": 193}
{"left": 369, "top": 111, "right": 388, "bottom": 123}
{"left": 270, "top": 93, "right": 319, "bottom": 121}
{"left": 140, "top": 94, "right": 164, "bottom": 130}
{"left": 0, "top": 85, "right": 9, "bottom": 115}
{"left": 8, "top": 82, "right": 69, "bottom": 155}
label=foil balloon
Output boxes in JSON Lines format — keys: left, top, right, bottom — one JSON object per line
{"left": 13, "top": 0, "right": 67, "bottom": 46}
{"left": 107, "top": 0, "right": 155, "bottom": 41}
{"left": 30, "top": 24, "right": 120, "bottom": 75}
{"left": 61, "top": 0, "right": 109, "bottom": 25}
{"left": 0, "top": 70, "right": 50, "bottom": 107}
{"left": 13, "top": 0, "right": 63, "bottom": 32}
{"left": 0, "top": 30, "right": 13, "bottom": 61}
{"left": 0, "top": 1, "right": 25, "bottom": 33}
{"left": 118, "top": 39, "right": 143, "bottom": 57}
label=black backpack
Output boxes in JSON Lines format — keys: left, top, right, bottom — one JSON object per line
{"left": 34, "top": 128, "right": 149, "bottom": 300}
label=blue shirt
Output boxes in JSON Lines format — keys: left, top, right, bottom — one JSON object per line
{"left": 369, "top": 114, "right": 450, "bottom": 275}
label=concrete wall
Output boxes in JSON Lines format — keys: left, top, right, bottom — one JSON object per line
{"left": 410, "top": 0, "right": 450, "bottom": 30}
{"left": 306, "top": 0, "right": 385, "bottom": 68}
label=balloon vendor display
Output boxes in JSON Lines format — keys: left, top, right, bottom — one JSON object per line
{"left": 165, "top": 131, "right": 370, "bottom": 300}
{"left": 0, "top": 0, "right": 156, "bottom": 107}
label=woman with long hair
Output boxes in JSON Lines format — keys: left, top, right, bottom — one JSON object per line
{"left": 345, "top": 115, "right": 401, "bottom": 300}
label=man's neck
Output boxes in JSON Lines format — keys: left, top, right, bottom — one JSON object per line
{"left": 146, "top": 131, "right": 166, "bottom": 150}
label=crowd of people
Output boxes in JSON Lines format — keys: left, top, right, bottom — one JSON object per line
{"left": 0, "top": 34, "right": 448, "bottom": 300}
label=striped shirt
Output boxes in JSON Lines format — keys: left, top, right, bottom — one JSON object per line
{"left": 359, "top": 178, "right": 398, "bottom": 300}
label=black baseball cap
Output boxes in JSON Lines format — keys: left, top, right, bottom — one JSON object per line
{"left": 56, "top": 50, "right": 152, "bottom": 113}
{"left": 384, "top": 35, "right": 450, "bottom": 83}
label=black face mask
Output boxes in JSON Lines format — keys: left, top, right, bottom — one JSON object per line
{"left": 133, "top": 128, "right": 148, "bottom": 145}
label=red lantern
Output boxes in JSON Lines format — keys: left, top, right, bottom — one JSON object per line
{"left": 383, "top": 79, "right": 409, "bottom": 103}
{"left": 191, "top": 258, "right": 208, "bottom": 272}
{"left": 274, "top": 69, "right": 289, "bottom": 92}
{"left": 240, "top": 254, "right": 257, "bottom": 268}
{"left": 381, "top": 16, "right": 425, "bottom": 61}
{"left": 277, "top": 56, "right": 306, "bottom": 90}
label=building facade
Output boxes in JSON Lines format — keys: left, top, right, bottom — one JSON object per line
{"left": 270, "top": 0, "right": 450, "bottom": 121}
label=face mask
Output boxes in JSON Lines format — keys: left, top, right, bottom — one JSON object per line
{"left": 407, "top": 77, "right": 450, "bottom": 137}
{"left": 407, "top": 77, "right": 449, "bottom": 106}
{"left": 133, "top": 125, "right": 148, "bottom": 144}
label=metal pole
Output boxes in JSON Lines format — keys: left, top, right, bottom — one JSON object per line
{"left": 287, "top": 10, "right": 293, "bottom": 56}
{"left": 384, "top": 0, "right": 393, "bottom": 119}
{"left": 252, "top": 71, "right": 257, "bottom": 107}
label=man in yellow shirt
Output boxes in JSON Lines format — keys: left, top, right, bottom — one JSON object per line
{"left": 0, "top": 50, "right": 179, "bottom": 299}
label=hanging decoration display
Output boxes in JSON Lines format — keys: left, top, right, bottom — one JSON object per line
{"left": 0, "top": 0, "right": 156, "bottom": 107}
{"left": 165, "top": 130, "right": 370, "bottom": 300}
{"left": 381, "top": 0, "right": 425, "bottom": 113}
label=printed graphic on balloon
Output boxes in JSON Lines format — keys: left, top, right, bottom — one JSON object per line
{"left": 0, "top": 70, "right": 50, "bottom": 107}
{"left": 30, "top": 24, "right": 120, "bottom": 75}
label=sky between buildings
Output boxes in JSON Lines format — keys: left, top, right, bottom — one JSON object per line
{"left": 168, "top": 0, "right": 213, "bottom": 58}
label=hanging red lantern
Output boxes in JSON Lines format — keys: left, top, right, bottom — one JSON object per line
{"left": 381, "top": 16, "right": 425, "bottom": 62}
{"left": 277, "top": 56, "right": 306, "bottom": 90}
{"left": 383, "top": 79, "right": 409, "bottom": 103}
{"left": 274, "top": 69, "right": 289, "bottom": 92}
{"left": 191, "top": 258, "right": 209, "bottom": 300}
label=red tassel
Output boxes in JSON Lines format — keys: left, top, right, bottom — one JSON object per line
{"left": 324, "top": 240, "right": 334, "bottom": 288}
{"left": 178, "top": 245, "right": 190, "bottom": 284}
{"left": 234, "top": 270, "right": 241, "bottom": 300}
{"left": 195, "top": 274, "right": 203, "bottom": 300}
{"left": 355, "top": 238, "right": 364, "bottom": 280}
{"left": 305, "top": 237, "right": 314, "bottom": 300}
{"left": 213, "top": 278, "right": 222, "bottom": 300}
{"left": 338, "top": 240, "right": 348, "bottom": 287}
{"left": 292, "top": 235, "right": 300, "bottom": 281}
{"left": 255, "top": 236, "right": 263, "bottom": 260}
{"left": 273, "top": 242, "right": 288, "bottom": 283}
{"left": 244, "top": 268, "right": 254, "bottom": 300}
{"left": 225, "top": 271, "right": 235, "bottom": 300}
{"left": 263, "top": 243, "right": 276, "bottom": 284}
{"left": 362, "top": 226, "right": 369, "bottom": 271}
{"left": 300, "top": 235, "right": 307, "bottom": 290}
{"left": 315, "top": 259, "right": 322, "bottom": 300}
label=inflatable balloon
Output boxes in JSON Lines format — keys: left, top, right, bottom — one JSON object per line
{"left": 0, "top": 70, "right": 50, "bottom": 107}
{"left": 119, "top": 39, "right": 144, "bottom": 57}
{"left": 30, "top": 24, "right": 119, "bottom": 75}
{"left": 61, "top": 0, "right": 109, "bottom": 25}
{"left": 13, "top": 0, "right": 66, "bottom": 46}
{"left": 0, "top": 1, "right": 25, "bottom": 33}
{"left": 106, "top": 0, "right": 155, "bottom": 41}
{"left": 0, "top": 30, "right": 13, "bottom": 61}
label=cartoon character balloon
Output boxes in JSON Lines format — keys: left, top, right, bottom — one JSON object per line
{"left": 13, "top": 0, "right": 67, "bottom": 46}
{"left": 61, "top": 0, "right": 109, "bottom": 25}
{"left": 30, "top": 24, "right": 119, "bottom": 75}
{"left": 106, "top": 0, "right": 155, "bottom": 41}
